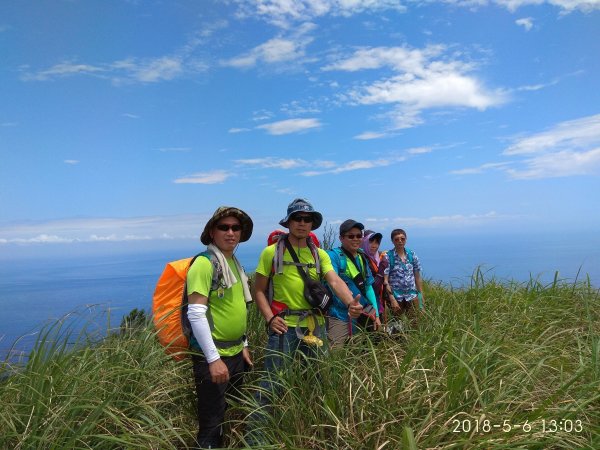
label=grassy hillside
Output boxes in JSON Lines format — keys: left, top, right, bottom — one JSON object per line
{"left": 1, "top": 273, "right": 598, "bottom": 449}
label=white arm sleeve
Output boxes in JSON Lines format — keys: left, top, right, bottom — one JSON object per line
{"left": 187, "top": 303, "right": 220, "bottom": 363}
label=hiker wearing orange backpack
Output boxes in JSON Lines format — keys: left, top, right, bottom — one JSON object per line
{"left": 186, "top": 206, "right": 254, "bottom": 449}
{"left": 248, "top": 199, "right": 362, "bottom": 443}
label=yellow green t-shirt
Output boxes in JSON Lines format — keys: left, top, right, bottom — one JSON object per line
{"left": 187, "top": 255, "right": 246, "bottom": 357}
{"left": 256, "top": 244, "right": 333, "bottom": 327}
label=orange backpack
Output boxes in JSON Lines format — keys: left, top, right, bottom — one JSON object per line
{"left": 152, "top": 252, "right": 221, "bottom": 360}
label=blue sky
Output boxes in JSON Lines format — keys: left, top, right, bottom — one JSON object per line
{"left": 1, "top": 0, "right": 599, "bottom": 256}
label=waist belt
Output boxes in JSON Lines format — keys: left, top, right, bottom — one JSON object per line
{"left": 275, "top": 308, "right": 323, "bottom": 342}
{"left": 213, "top": 336, "right": 244, "bottom": 349}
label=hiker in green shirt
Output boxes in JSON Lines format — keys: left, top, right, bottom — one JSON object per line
{"left": 248, "top": 198, "right": 362, "bottom": 444}
{"left": 186, "top": 206, "right": 253, "bottom": 449}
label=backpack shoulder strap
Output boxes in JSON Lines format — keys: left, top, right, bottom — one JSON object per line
{"left": 357, "top": 250, "right": 369, "bottom": 277}
{"left": 386, "top": 249, "right": 395, "bottom": 270}
{"left": 198, "top": 251, "right": 223, "bottom": 295}
{"left": 268, "top": 237, "right": 287, "bottom": 305}
{"left": 306, "top": 238, "right": 321, "bottom": 275}
{"left": 273, "top": 237, "right": 287, "bottom": 275}
{"left": 341, "top": 247, "right": 368, "bottom": 277}
{"left": 335, "top": 247, "right": 347, "bottom": 274}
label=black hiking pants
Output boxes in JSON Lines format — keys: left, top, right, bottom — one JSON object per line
{"left": 192, "top": 351, "right": 246, "bottom": 449}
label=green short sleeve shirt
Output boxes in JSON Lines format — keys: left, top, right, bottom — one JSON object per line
{"left": 256, "top": 244, "right": 333, "bottom": 327}
{"left": 187, "top": 255, "right": 247, "bottom": 357}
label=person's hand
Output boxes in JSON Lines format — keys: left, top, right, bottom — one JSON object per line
{"left": 209, "top": 359, "right": 229, "bottom": 384}
{"left": 373, "top": 316, "right": 382, "bottom": 331}
{"left": 348, "top": 294, "right": 363, "bottom": 319}
{"left": 242, "top": 347, "right": 253, "bottom": 369}
{"left": 269, "top": 315, "right": 288, "bottom": 335}
{"left": 390, "top": 298, "right": 400, "bottom": 312}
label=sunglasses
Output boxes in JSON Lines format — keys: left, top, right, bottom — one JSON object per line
{"left": 215, "top": 224, "right": 242, "bottom": 232}
{"left": 344, "top": 233, "right": 363, "bottom": 240}
{"left": 290, "top": 215, "right": 314, "bottom": 223}
{"left": 394, "top": 236, "right": 406, "bottom": 242}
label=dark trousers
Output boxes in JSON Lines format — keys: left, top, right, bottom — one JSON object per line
{"left": 192, "top": 351, "right": 246, "bottom": 449}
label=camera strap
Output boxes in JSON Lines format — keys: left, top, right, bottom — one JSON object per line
{"left": 341, "top": 247, "right": 368, "bottom": 296}
{"left": 283, "top": 237, "right": 312, "bottom": 282}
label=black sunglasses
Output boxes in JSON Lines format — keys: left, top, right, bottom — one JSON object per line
{"left": 344, "top": 233, "right": 363, "bottom": 240}
{"left": 215, "top": 224, "right": 242, "bottom": 232}
{"left": 290, "top": 215, "right": 314, "bottom": 223}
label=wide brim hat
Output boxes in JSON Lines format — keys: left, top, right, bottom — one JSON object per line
{"left": 200, "top": 206, "right": 253, "bottom": 245}
{"left": 279, "top": 198, "right": 323, "bottom": 230}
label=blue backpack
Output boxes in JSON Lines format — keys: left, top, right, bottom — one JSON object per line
{"left": 386, "top": 248, "right": 414, "bottom": 271}
{"left": 334, "top": 247, "right": 368, "bottom": 279}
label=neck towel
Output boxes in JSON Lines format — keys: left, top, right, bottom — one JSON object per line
{"left": 207, "top": 243, "right": 253, "bottom": 304}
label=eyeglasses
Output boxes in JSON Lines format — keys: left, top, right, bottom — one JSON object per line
{"left": 394, "top": 236, "right": 406, "bottom": 242}
{"left": 290, "top": 215, "right": 314, "bottom": 223}
{"left": 215, "top": 224, "right": 242, "bottom": 232}
{"left": 344, "top": 233, "right": 363, "bottom": 240}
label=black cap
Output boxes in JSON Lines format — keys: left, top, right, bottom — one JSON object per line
{"left": 339, "top": 219, "right": 364, "bottom": 235}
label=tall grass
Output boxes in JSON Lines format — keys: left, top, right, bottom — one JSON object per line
{"left": 0, "top": 308, "right": 196, "bottom": 449}
{"left": 1, "top": 273, "right": 598, "bottom": 449}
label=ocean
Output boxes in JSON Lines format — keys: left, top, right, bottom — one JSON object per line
{"left": 1, "top": 232, "right": 598, "bottom": 361}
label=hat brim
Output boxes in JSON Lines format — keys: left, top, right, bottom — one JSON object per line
{"left": 340, "top": 220, "right": 364, "bottom": 235}
{"left": 368, "top": 232, "right": 383, "bottom": 242}
{"left": 279, "top": 211, "right": 323, "bottom": 231}
{"left": 201, "top": 207, "right": 253, "bottom": 245}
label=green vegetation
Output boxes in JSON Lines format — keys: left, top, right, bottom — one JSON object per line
{"left": 1, "top": 273, "right": 598, "bottom": 449}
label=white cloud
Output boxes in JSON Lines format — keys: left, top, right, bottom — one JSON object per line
{"left": 22, "top": 62, "right": 105, "bottom": 81}
{"left": 515, "top": 17, "right": 534, "bottom": 30}
{"left": 228, "top": 127, "right": 252, "bottom": 133}
{"left": 112, "top": 56, "right": 185, "bottom": 83}
{"left": 173, "top": 170, "right": 232, "bottom": 184}
{"left": 221, "top": 31, "right": 313, "bottom": 68}
{"left": 0, "top": 215, "right": 206, "bottom": 245}
{"left": 365, "top": 211, "right": 512, "bottom": 229}
{"left": 232, "top": 0, "right": 406, "bottom": 28}
{"left": 450, "top": 162, "right": 511, "bottom": 175}
{"left": 252, "top": 110, "right": 275, "bottom": 121}
{"left": 280, "top": 100, "right": 321, "bottom": 116}
{"left": 324, "top": 45, "right": 446, "bottom": 73}
{"left": 64, "top": 160, "right": 80, "bottom": 165}
{"left": 507, "top": 148, "right": 600, "bottom": 179}
{"left": 353, "top": 68, "right": 503, "bottom": 110}
{"left": 302, "top": 155, "right": 406, "bottom": 176}
{"left": 22, "top": 56, "right": 203, "bottom": 84}
{"left": 407, "top": 147, "right": 434, "bottom": 155}
{"left": 496, "top": 0, "right": 600, "bottom": 13}
{"left": 354, "top": 131, "right": 388, "bottom": 140}
{"left": 257, "top": 118, "right": 322, "bottom": 135}
{"left": 235, "top": 158, "right": 309, "bottom": 169}
{"left": 439, "top": 0, "right": 600, "bottom": 13}
{"left": 325, "top": 45, "right": 507, "bottom": 132}
{"left": 504, "top": 113, "right": 600, "bottom": 155}
{"left": 457, "top": 114, "right": 600, "bottom": 180}
{"left": 21, "top": 33, "right": 209, "bottom": 84}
